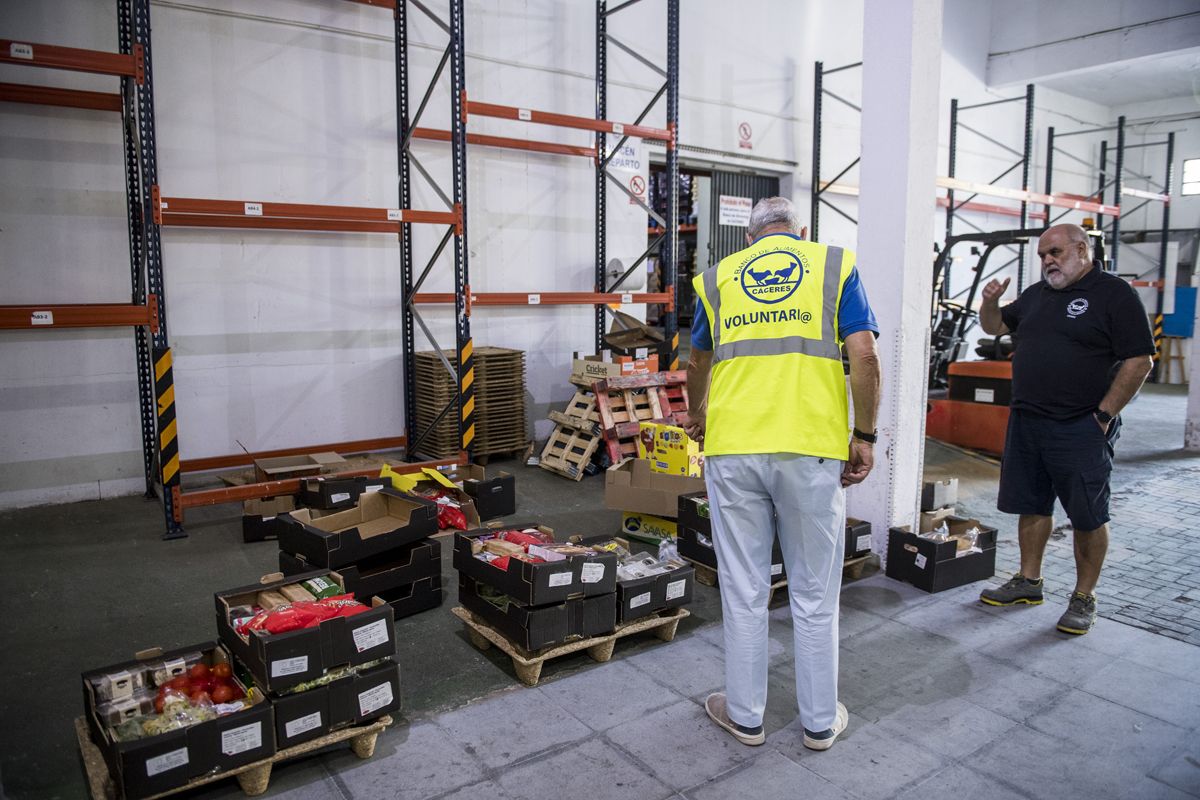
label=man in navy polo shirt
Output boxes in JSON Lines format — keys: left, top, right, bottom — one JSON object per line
{"left": 977, "top": 223, "right": 1155, "bottom": 634}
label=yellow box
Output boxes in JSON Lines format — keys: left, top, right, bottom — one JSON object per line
{"left": 621, "top": 511, "right": 678, "bottom": 543}
{"left": 638, "top": 422, "right": 703, "bottom": 477}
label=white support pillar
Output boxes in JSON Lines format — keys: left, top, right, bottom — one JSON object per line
{"left": 1186, "top": 301, "right": 1200, "bottom": 451}
{"left": 849, "top": 0, "right": 944, "bottom": 559}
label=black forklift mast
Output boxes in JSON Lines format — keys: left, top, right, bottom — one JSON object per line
{"left": 929, "top": 228, "right": 1046, "bottom": 392}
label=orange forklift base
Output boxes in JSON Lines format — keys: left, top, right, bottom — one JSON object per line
{"left": 926, "top": 398, "right": 1009, "bottom": 456}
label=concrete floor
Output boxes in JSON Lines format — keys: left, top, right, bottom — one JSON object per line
{"left": 1, "top": 386, "right": 1198, "bottom": 799}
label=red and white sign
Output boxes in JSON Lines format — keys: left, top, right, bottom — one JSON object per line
{"left": 718, "top": 195, "right": 752, "bottom": 227}
{"left": 629, "top": 174, "right": 646, "bottom": 205}
{"left": 738, "top": 122, "right": 753, "bottom": 150}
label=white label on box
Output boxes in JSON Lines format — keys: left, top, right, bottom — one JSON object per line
{"left": 612, "top": 122, "right": 624, "bottom": 135}
{"left": 386, "top": 208, "right": 403, "bottom": 221}
{"left": 31, "top": 311, "right": 53, "bottom": 326}
{"left": 270, "top": 655, "right": 309, "bottom": 677}
{"left": 10, "top": 43, "right": 34, "bottom": 59}
{"left": 244, "top": 202, "right": 263, "bottom": 216}
{"left": 581, "top": 562, "right": 606, "bottom": 584}
{"left": 145, "top": 747, "right": 188, "bottom": 777}
{"left": 351, "top": 618, "right": 390, "bottom": 653}
{"left": 358, "top": 681, "right": 394, "bottom": 716}
{"left": 365, "top": 484, "right": 383, "bottom": 493}
{"left": 221, "top": 722, "right": 262, "bottom": 756}
{"left": 770, "top": 563, "right": 783, "bottom": 577}
{"left": 974, "top": 388, "right": 995, "bottom": 403}
{"left": 630, "top": 592, "right": 651, "bottom": 609}
{"left": 548, "top": 571, "right": 573, "bottom": 587}
{"left": 331, "top": 492, "right": 352, "bottom": 504}
{"left": 518, "top": 108, "right": 532, "bottom": 121}
{"left": 621, "top": 293, "right": 633, "bottom": 304}
{"left": 915, "top": 553, "right": 928, "bottom": 570}
{"left": 856, "top": 534, "right": 871, "bottom": 552}
{"left": 527, "top": 293, "right": 541, "bottom": 305}
{"left": 285, "top": 711, "right": 323, "bottom": 739}
{"left": 665, "top": 578, "right": 687, "bottom": 601}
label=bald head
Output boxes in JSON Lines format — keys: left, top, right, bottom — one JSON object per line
{"left": 1037, "top": 224, "right": 1094, "bottom": 289}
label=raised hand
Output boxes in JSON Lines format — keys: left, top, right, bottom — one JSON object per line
{"left": 981, "top": 277, "right": 1011, "bottom": 305}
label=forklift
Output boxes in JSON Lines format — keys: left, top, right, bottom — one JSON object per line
{"left": 926, "top": 228, "right": 1045, "bottom": 455}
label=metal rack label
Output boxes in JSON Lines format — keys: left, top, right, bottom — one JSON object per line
{"left": 10, "top": 43, "right": 33, "bottom": 59}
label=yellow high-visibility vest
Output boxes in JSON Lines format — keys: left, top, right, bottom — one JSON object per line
{"left": 693, "top": 233, "right": 854, "bottom": 460}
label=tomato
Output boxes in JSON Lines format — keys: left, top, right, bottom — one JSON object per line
{"left": 167, "top": 676, "right": 191, "bottom": 692}
{"left": 211, "top": 663, "right": 233, "bottom": 680}
{"left": 154, "top": 694, "right": 165, "bottom": 714}
{"left": 210, "top": 684, "right": 234, "bottom": 704}
{"left": 228, "top": 683, "right": 245, "bottom": 701}
{"left": 189, "top": 689, "right": 212, "bottom": 706}
{"left": 190, "top": 677, "right": 214, "bottom": 694}
{"left": 188, "top": 663, "right": 211, "bottom": 681}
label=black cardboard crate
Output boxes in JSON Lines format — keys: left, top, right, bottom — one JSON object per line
{"left": 885, "top": 524, "right": 998, "bottom": 593}
{"left": 215, "top": 571, "right": 396, "bottom": 693}
{"left": 300, "top": 476, "right": 391, "bottom": 511}
{"left": 617, "top": 564, "right": 695, "bottom": 623}
{"left": 243, "top": 496, "right": 297, "bottom": 543}
{"left": 677, "top": 523, "right": 784, "bottom": 577}
{"left": 279, "top": 539, "right": 441, "bottom": 600}
{"left": 442, "top": 464, "right": 516, "bottom": 520}
{"left": 81, "top": 642, "right": 275, "bottom": 800}
{"left": 453, "top": 526, "right": 617, "bottom": 606}
{"left": 846, "top": 518, "right": 872, "bottom": 558}
{"left": 278, "top": 489, "right": 438, "bottom": 569}
{"left": 458, "top": 574, "right": 616, "bottom": 650}
{"left": 270, "top": 660, "right": 401, "bottom": 749}
{"left": 677, "top": 491, "right": 710, "bottom": 535}
{"left": 376, "top": 574, "right": 443, "bottom": 619}
{"left": 920, "top": 479, "right": 959, "bottom": 512}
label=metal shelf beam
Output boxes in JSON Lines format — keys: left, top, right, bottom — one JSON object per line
{"left": 0, "top": 300, "right": 157, "bottom": 330}
{"left": 467, "top": 99, "right": 672, "bottom": 143}
{"left": 0, "top": 39, "right": 142, "bottom": 81}
{"left": 0, "top": 82, "right": 123, "bottom": 111}
{"left": 412, "top": 291, "right": 673, "bottom": 307}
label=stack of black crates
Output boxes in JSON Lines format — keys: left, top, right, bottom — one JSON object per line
{"left": 276, "top": 479, "right": 444, "bottom": 619}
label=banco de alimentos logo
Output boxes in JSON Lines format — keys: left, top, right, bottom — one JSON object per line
{"left": 739, "top": 250, "right": 806, "bottom": 304}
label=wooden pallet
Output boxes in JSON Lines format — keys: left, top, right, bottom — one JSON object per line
{"left": 685, "top": 554, "right": 872, "bottom": 593}
{"left": 538, "top": 417, "right": 602, "bottom": 480}
{"left": 75, "top": 714, "right": 392, "bottom": 800}
{"left": 452, "top": 605, "right": 689, "bottom": 686}
{"left": 593, "top": 371, "right": 690, "bottom": 463}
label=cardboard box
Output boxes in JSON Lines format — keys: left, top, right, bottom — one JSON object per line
{"left": 606, "top": 458, "right": 706, "bottom": 518}
{"left": 278, "top": 490, "right": 438, "bottom": 569}
{"left": 617, "top": 564, "right": 695, "bottom": 623}
{"left": 621, "top": 511, "right": 677, "bottom": 545}
{"left": 270, "top": 660, "right": 401, "bottom": 749}
{"left": 919, "top": 506, "right": 956, "bottom": 532}
{"left": 614, "top": 353, "right": 659, "bottom": 374}
{"left": 885, "top": 517, "right": 998, "bottom": 593}
{"left": 279, "top": 538, "right": 441, "bottom": 601}
{"left": 458, "top": 574, "right": 617, "bottom": 650}
{"left": 253, "top": 452, "right": 348, "bottom": 483}
{"left": 82, "top": 643, "right": 274, "bottom": 800}
{"left": 453, "top": 526, "right": 618, "bottom": 606}
{"left": 215, "top": 571, "right": 396, "bottom": 693}
{"left": 242, "top": 496, "right": 297, "bottom": 543}
{"left": 380, "top": 465, "right": 484, "bottom": 532}
{"left": 846, "top": 518, "right": 872, "bottom": 558}
{"left": 375, "top": 575, "right": 443, "bottom": 620}
{"left": 636, "top": 422, "right": 703, "bottom": 477}
{"left": 300, "top": 476, "right": 390, "bottom": 511}
{"left": 677, "top": 523, "right": 784, "bottom": 579}
{"left": 604, "top": 310, "right": 665, "bottom": 356}
{"left": 921, "top": 478, "right": 958, "bottom": 511}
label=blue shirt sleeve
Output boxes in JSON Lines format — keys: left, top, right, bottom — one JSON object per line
{"left": 691, "top": 296, "right": 713, "bottom": 351}
{"left": 838, "top": 267, "right": 879, "bottom": 340}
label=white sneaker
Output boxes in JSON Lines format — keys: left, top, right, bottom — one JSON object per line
{"left": 704, "top": 693, "right": 765, "bottom": 746}
{"left": 803, "top": 702, "right": 848, "bottom": 751}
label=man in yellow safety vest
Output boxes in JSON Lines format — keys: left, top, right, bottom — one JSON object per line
{"left": 685, "top": 196, "right": 881, "bottom": 751}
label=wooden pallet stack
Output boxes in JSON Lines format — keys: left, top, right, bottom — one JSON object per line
{"left": 594, "top": 371, "right": 689, "bottom": 463}
{"left": 539, "top": 388, "right": 602, "bottom": 480}
{"left": 413, "top": 347, "right": 528, "bottom": 458}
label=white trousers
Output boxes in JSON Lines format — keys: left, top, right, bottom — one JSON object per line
{"left": 706, "top": 452, "right": 846, "bottom": 732}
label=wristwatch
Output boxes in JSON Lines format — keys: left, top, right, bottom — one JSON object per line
{"left": 852, "top": 428, "right": 877, "bottom": 444}
{"left": 1094, "top": 409, "right": 1114, "bottom": 425}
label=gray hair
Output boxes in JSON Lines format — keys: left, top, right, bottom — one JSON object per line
{"left": 747, "top": 197, "right": 801, "bottom": 238}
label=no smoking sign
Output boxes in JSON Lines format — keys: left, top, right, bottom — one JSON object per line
{"left": 629, "top": 174, "right": 646, "bottom": 205}
{"left": 738, "top": 122, "right": 753, "bottom": 150}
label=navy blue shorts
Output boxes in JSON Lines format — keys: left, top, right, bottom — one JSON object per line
{"left": 997, "top": 409, "right": 1121, "bottom": 531}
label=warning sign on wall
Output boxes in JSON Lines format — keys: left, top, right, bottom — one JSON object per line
{"left": 629, "top": 174, "right": 646, "bottom": 205}
{"left": 718, "top": 195, "right": 752, "bottom": 227}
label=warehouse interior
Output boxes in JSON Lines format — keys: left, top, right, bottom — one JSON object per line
{"left": 2, "top": 1, "right": 1200, "bottom": 798}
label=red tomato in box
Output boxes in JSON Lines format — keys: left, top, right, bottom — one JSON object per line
{"left": 211, "top": 663, "right": 233, "bottom": 680}
{"left": 210, "top": 684, "right": 234, "bottom": 704}
{"left": 167, "top": 676, "right": 191, "bottom": 692}
{"left": 189, "top": 663, "right": 211, "bottom": 681}
{"left": 190, "top": 677, "right": 214, "bottom": 694}
{"left": 189, "top": 689, "right": 212, "bottom": 706}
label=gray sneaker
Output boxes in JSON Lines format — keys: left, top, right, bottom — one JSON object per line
{"left": 1056, "top": 592, "right": 1097, "bottom": 635}
{"left": 980, "top": 573, "right": 1044, "bottom": 606}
